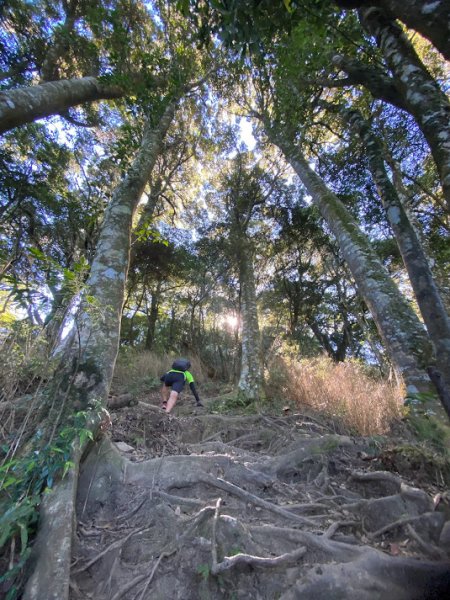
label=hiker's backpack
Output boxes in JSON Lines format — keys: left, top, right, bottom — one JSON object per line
{"left": 172, "top": 358, "right": 191, "bottom": 371}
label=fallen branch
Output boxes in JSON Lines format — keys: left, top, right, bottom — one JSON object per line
{"left": 211, "top": 497, "right": 307, "bottom": 575}
{"left": 203, "top": 475, "right": 317, "bottom": 526}
{"left": 211, "top": 547, "right": 307, "bottom": 575}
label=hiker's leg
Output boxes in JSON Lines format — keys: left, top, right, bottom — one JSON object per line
{"left": 165, "top": 390, "right": 179, "bottom": 413}
{"left": 161, "top": 384, "right": 170, "bottom": 407}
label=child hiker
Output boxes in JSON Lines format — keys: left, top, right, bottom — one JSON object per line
{"left": 160, "top": 358, "right": 203, "bottom": 413}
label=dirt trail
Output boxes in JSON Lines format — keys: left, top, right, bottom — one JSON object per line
{"left": 69, "top": 401, "right": 450, "bottom": 599}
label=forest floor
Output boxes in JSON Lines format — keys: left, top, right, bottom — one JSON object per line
{"left": 68, "top": 391, "right": 450, "bottom": 600}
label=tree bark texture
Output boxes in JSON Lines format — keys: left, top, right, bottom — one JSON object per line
{"left": 336, "top": 0, "right": 450, "bottom": 60}
{"left": 347, "top": 108, "right": 450, "bottom": 417}
{"left": 269, "top": 132, "right": 433, "bottom": 396}
{"left": 238, "top": 240, "right": 265, "bottom": 402}
{"left": 61, "top": 98, "right": 178, "bottom": 411}
{"left": 145, "top": 284, "right": 162, "bottom": 351}
{"left": 360, "top": 8, "right": 450, "bottom": 212}
{"left": 331, "top": 55, "right": 406, "bottom": 111}
{"left": 0, "top": 77, "right": 123, "bottom": 134}
{"left": 23, "top": 97, "right": 179, "bottom": 600}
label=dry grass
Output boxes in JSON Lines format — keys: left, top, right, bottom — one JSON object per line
{"left": 112, "top": 349, "right": 207, "bottom": 395}
{"left": 267, "top": 356, "right": 404, "bottom": 435}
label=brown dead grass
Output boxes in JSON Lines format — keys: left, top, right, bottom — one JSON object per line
{"left": 267, "top": 356, "right": 404, "bottom": 436}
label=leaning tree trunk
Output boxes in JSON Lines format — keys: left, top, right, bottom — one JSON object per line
{"left": 23, "top": 97, "right": 179, "bottom": 600}
{"left": 267, "top": 130, "right": 433, "bottom": 397}
{"left": 238, "top": 240, "right": 265, "bottom": 402}
{"left": 57, "top": 98, "right": 179, "bottom": 413}
{"left": 0, "top": 77, "right": 124, "bottom": 134}
{"left": 360, "top": 7, "right": 450, "bottom": 212}
{"left": 337, "top": 0, "right": 450, "bottom": 60}
{"left": 347, "top": 108, "right": 450, "bottom": 417}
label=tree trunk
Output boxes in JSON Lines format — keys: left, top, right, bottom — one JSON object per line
{"left": 347, "top": 108, "right": 450, "bottom": 417}
{"left": 145, "top": 283, "right": 162, "bottom": 351}
{"left": 66, "top": 99, "right": 178, "bottom": 407}
{"left": 168, "top": 306, "right": 176, "bottom": 348}
{"left": 336, "top": 0, "right": 450, "bottom": 60}
{"left": 238, "top": 240, "right": 265, "bottom": 402}
{"left": 0, "top": 77, "right": 124, "bottom": 134}
{"left": 360, "top": 7, "right": 450, "bottom": 212}
{"left": 268, "top": 131, "right": 433, "bottom": 396}
{"left": 308, "top": 319, "right": 339, "bottom": 360}
{"left": 23, "top": 97, "right": 179, "bottom": 600}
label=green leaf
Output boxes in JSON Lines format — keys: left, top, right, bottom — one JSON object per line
{"left": 62, "top": 461, "right": 75, "bottom": 478}
{"left": 2, "top": 476, "right": 18, "bottom": 489}
{"left": 29, "top": 247, "right": 46, "bottom": 261}
{"left": 19, "top": 522, "right": 28, "bottom": 555}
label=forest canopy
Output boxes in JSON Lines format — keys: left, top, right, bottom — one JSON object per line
{"left": 0, "top": 0, "right": 449, "bottom": 595}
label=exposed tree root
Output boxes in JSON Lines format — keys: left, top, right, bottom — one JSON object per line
{"left": 406, "top": 523, "right": 448, "bottom": 560}
{"left": 210, "top": 498, "right": 307, "bottom": 575}
{"left": 72, "top": 526, "right": 152, "bottom": 574}
{"left": 23, "top": 409, "right": 450, "bottom": 600}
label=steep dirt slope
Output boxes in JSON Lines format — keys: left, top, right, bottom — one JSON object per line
{"left": 69, "top": 402, "right": 450, "bottom": 599}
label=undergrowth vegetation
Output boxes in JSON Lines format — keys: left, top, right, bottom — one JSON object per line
{"left": 113, "top": 349, "right": 406, "bottom": 437}
{"left": 265, "top": 356, "right": 404, "bottom": 436}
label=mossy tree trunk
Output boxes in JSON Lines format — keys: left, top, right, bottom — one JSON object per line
{"left": 237, "top": 238, "right": 265, "bottom": 402}
{"left": 23, "top": 96, "right": 180, "bottom": 600}
{"left": 267, "top": 128, "right": 433, "bottom": 397}
{"left": 49, "top": 97, "right": 179, "bottom": 419}
{"left": 347, "top": 108, "right": 450, "bottom": 417}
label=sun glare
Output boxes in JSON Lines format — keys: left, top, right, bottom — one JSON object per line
{"left": 225, "top": 314, "right": 239, "bottom": 328}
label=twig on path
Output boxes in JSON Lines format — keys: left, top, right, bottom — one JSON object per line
{"left": 210, "top": 497, "right": 306, "bottom": 575}
{"left": 211, "top": 547, "right": 307, "bottom": 575}
{"left": 72, "top": 526, "right": 152, "bottom": 574}
{"left": 116, "top": 492, "right": 148, "bottom": 522}
{"left": 211, "top": 497, "right": 222, "bottom": 569}
{"left": 137, "top": 548, "right": 177, "bottom": 600}
{"left": 203, "top": 475, "right": 317, "bottom": 526}
{"left": 279, "top": 502, "right": 330, "bottom": 512}
{"left": 154, "top": 490, "right": 206, "bottom": 507}
{"left": 202, "top": 430, "right": 227, "bottom": 443}
{"left": 369, "top": 515, "right": 423, "bottom": 540}
{"left": 228, "top": 431, "right": 261, "bottom": 447}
